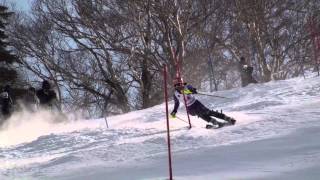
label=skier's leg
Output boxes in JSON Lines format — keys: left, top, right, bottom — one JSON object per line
{"left": 191, "top": 103, "right": 224, "bottom": 127}
{"left": 189, "top": 101, "right": 213, "bottom": 123}
{"left": 224, "top": 116, "right": 236, "bottom": 125}
{"left": 209, "top": 117, "right": 224, "bottom": 127}
{"left": 189, "top": 100, "right": 234, "bottom": 126}
{"left": 197, "top": 114, "right": 223, "bottom": 128}
{"left": 209, "top": 110, "right": 236, "bottom": 125}
{"left": 188, "top": 102, "right": 216, "bottom": 127}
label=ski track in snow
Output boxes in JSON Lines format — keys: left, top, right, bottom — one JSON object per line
{"left": 0, "top": 75, "right": 320, "bottom": 179}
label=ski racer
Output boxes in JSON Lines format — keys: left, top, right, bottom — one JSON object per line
{"left": 170, "top": 78, "right": 236, "bottom": 128}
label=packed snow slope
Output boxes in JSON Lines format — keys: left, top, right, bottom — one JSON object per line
{"left": 1, "top": 74, "right": 320, "bottom": 180}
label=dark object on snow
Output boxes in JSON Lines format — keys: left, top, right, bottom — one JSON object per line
{"left": 239, "top": 57, "right": 258, "bottom": 87}
{"left": 0, "top": 85, "right": 14, "bottom": 122}
{"left": 36, "top": 80, "right": 58, "bottom": 110}
{"left": 171, "top": 78, "right": 236, "bottom": 126}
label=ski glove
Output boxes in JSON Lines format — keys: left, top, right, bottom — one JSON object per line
{"left": 170, "top": 111, "right": 176, "bottom": 118}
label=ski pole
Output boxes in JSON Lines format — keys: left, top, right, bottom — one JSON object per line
{"left": 197, "top": 92, "right": 230, "bottom": 99}
{"left": 175, "top": 115, "right": 190, "bottom": 124}
{"left": 172, "top": 115, "right": 195, "bottom": 127}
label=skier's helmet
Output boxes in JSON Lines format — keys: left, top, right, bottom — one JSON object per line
{"left": 173, "top": 77, "right": 183, "bottom": 87}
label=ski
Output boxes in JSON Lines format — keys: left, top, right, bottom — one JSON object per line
{"left": 205, "top": 122, "right": 234, "bottom": 129}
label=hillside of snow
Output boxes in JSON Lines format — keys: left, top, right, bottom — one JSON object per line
{"left": 1, "top": 74, "right": 320, "bottom": 180}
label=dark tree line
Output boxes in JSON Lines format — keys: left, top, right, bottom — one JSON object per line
{"left": 0, "top": 4, "right": 27, "bottom": 100}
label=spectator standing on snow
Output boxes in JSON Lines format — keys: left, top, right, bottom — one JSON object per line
{"left": 238, "top": 57, "right": 258, "bottom": 87}
{"left": 0, "top": 85, "right": 14, "bottom": 122}
{"left": 36, "top": 80, "right": 59, "bottom": 110}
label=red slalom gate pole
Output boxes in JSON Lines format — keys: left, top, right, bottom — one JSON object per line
{"left": 182, "top": 93, "right": 192, "bottom": 129}
{"left": 309, "top": 17, "right": 320, "bottom": 76}
{"left": 163, "top": 64, "right": 173, "bottom": 180}
{"left": 171, "top": 47, "right": 192, "bottom": 129}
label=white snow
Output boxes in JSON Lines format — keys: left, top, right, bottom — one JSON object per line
{"left": 1, "top": 74, "right": 320, "bottom": 180}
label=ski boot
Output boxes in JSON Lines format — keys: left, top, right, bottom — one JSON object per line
{"left": 206, "top": 118, "right": 224, "bottom": 129}
{"left": 224, "top": 116, "right": 236, "bottom": 125}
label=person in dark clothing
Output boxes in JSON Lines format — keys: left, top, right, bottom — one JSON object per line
{"left": 22, "top": 86, "right": 39, "bottom": 112}
{"left": 238, "top": 57, "right": 258, "bottom": 87}
{"left": 36, "top": 80, "right": 59, "bottom": 110}
{"left": 170, "top": 78, "right": 236, "bottom": 128}
{"left": 36, "top": 80, "right": 67, "bottom": 123}
{"left": 0, "top": 85, "right": 14, "bottom": 121}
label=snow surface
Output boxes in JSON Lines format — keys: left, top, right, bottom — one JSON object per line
{"left": 1, "top": 74, "right": 320, "bottom": 180}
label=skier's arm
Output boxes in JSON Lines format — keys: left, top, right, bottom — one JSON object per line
{"left": 171, "top": 95, "right": 180, "bottom": 116}
{"left": 185, "top": 85, "right": 197, "bottom": 94}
